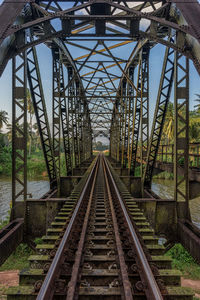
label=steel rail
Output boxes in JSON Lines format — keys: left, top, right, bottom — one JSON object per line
{"left": 66, "top": 157, "right": 100, "bottom": 300}
{"left": 36, "top": 156, "right": 99, "bottom": 300}
{"left": 103, "top": 156, "right": 163, "bottom": 300}
{"left": 102, "top": 154, "right": 133, "bottom": 300}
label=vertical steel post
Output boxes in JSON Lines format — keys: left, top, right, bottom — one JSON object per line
{"left": 74, "top": 80, "right": 80, "bottom": 168}
{"left": 59, "top": 59, "right": 72, "bottom": 175}
{"left": 174, "top": 52, "right": 190, "bottom": 220}
{"left": 27, "top": 43, "right": 57, "bottom": 188}
{"left": 121, "top": 79, "right": 127, "bottom": 168}
{"left": 140, "top": 46, "right": 149, "bottom": 178}
{"left": 11, "top": 52, "right": 27, "bottom": 221}
{"left": 52, "top": 48, "right": 61, "bottom": 182}
{"left": 143, "top": 43, "right": 174, "bottom": 188}
{"left": 127, "top": 66, "right": 135, "bottom": 171}
{"left": 67, "top": 66, "right": 74, "bottom": 171}
{"left": 130, "top": 55, "right": 142, "bottom": 175}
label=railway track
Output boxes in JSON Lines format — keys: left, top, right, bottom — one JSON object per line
{"left": 7, "top": 155, "right": 194, "bottom": 299}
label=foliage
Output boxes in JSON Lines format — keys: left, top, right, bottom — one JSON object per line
{"left": 161, "top": 100, "right": 200, "bottom": 144}
{"left": 27, "top": 154, "right": 47, "bottom": 178}
{"left": 34, "top": 237, "right": 43, "bottom": 245}
{"left": 194, "top": 93, "right": 200, "bottom": 112}
{"left": 153, "top": 170, "right": 174, "bottom": 180}
{"left": 0, "top": 143, "right": 12, "bottom": 176}
{"left": 166, "top": 244, "right": 200, "bottom": 280}
{"left": 0, "top": 110, "right": 8, "bottom": 131}
{"left": 0, "top": 218, "right": 9, "bottom": 230}
{"left": 93, "top": 141, "right": 108, "bottom": 151}
{"left": 0, "top": 243, "right": 33, "bottom": 272}
{"left": 162, "top": 102, "right": 174, "bottom": 144}
{"left": 134, "top": 166, "right": 141, "bottom": 177}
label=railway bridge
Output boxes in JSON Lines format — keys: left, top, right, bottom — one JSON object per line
{"left": 0, "top": 0, "right": 200, "bottom": 298}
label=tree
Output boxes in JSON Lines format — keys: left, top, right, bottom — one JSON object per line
{"left": 27, "top": 89, "right": 34, "bottom": 156}
{"left": 194, "top": 93, "right": 200, "bottom": 113}
{"left": 189, "top": 122, "right": 200, "bottom": 142}
{"left": 0, "top": 110, "right": 8, "bottom": 132}
{"left": 33, "top": 123, "right": 41, "bottom": 150}
{"left": 19, "top": 89, "right": 34, "bottom": 155}
{"left": 162, "top": 102, "right": 174, "bottom": 144}
{"left": 6, "top": 123, "right": 12, "bottom": 142}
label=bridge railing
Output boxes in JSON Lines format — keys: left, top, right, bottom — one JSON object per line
{"left": 156, "top": 143, "right": 200, "bottom": 168}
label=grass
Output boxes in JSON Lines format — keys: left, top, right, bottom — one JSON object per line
{"left": 166, "top": 243, "right": 200, "bottom": 280}
{"left": 0, "top": 243, "right": 33, "bottom": 272}
{"left": 153, "top": 170, "right": 174, "bottom": 180}
{"left": 0, "top": 285, "right": 8, "bottom": 299}
{"left": 0, "top": 218, "right": 9, "bottom": 230}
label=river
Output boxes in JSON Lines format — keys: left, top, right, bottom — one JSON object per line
{"left": 0, "top": 178, "right": 49, "bottom": 222}
{"left": 0, "top": 178, "right": 200, "bottom": 229}
{"left": 152, "top": 179, "right": 200, "bottom": 229}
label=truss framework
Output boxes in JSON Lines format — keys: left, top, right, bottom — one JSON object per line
{"left": 12, "top": 52, "right": 27, "bottom": 220}
{"left": 27, "top": 45, "right": 57, "bottom": 188}
{"left": 0, "top": 0, "right": 199, "bottom": 223}
{"left": 143, "top": 43, "right": 174, "bottom": 188}
{"left": 174, "top": 53, "right": 190, "bottom": 220}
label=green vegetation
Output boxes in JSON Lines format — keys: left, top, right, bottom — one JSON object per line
{"left": 0, "top": 212, "right": 10, "bottom": 229}
{"left": 0, "top": 105, "right": 48, "bottom": 178}
{"left": 166, "top": 243, "right": 200, "bottom": 280}
{"left": 93, "top": 141, "right": 108, "bottom": 151}
{"left": 153, "top": 170, "right": 174, "bottom": 180}
{"left": 162, "top": 99, "right": 200, "bottom": 144}
{"left": 0, "top": 243, "right": 33, "bottom": 272}
{"left": 0, "top": 218, "right": 9, "bottom": 230}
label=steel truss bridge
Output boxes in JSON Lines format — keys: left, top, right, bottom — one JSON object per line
{"left": 0, "top": 0, "right": 200, "bottom": 299}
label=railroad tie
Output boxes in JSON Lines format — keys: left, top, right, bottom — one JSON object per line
{"left": 7, "top": 155, "right": 194, "bottom": 300}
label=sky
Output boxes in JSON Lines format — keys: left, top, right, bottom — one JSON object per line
{"left": 0, "top": 0, "right": 200, "bottom": 142}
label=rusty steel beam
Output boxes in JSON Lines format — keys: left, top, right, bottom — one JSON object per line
{"left": 11, "top": 51, "right": 27, "bottom": 222}
{"left": 27, "top": 44, "right": 57, "bottom": 188}
{"left": 174, "top": 52, "right": 190, "bottom": 221}
{"left": 143, "top": 43, "right": 174, "bottom": 188}
{"left": 52, "top": 48, "right": 61, "bottom": 182}
{"left": 59, "top": 60, "right": 73, "bottom": 175}
{"left": 0, "top": 219, "right": 24, "bottom": 266}
{"left": 140, "top": 45, "right": 149, "bottom": 179}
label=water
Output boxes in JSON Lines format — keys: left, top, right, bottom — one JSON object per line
{"left": 152, "top": 179, "right": 200, "bottom": 229}
{"left": 1, "top": 177, "right": 200, "bottom": 229}
{"left": 0, "top": 178, "right": 49, "bottom": 222}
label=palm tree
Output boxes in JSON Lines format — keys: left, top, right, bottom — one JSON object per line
{"left": 0, "top": 110, "right": 8, "bottom": 132}
{"left": 189, "top": 122, "right": 200, "bottom": 142}
{"left": 19, "top": 89, "right": 34, "bottom": 155}
{"left": 33, "top": 123, "right": 41, "bottom": 150}
{"left": 27, "top": 89, "right": 34, "bottom": 156}
{"left": 162, "top": 102, "right": 174, "bottom": 144}
{"left": 6, "top": 123, "right": 12, "bottom": 142}
{"left": 194, "top": 93, "right": 200, "bottom": 113}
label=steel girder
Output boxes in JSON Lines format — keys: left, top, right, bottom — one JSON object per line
{"left": 174, "top": 53, "right": 190, "bottom": 220}
{"left": 52, "top": 48, "right": 61, "bottom": 180}
{"left": 143, "top": 44, "right": 174, "bottom": 188}
{"left": 27, "top": 45, "right": 57, "bottom": 188}
{"left": 140, "top": 46, "right": 149, "bottom": 178}
{"left": 1, "top": 0, "right": 200, "bottom": 77}
{"left": 59, "top": 58, "right": 73, "bottom": 175}
{"left": 128, "top": 50, "right": 148, "bottom": 176}
{"left": 120, "top": 79, "right": 127, "bottom": 168}
{"left": 11, "top": 52, "right": 27, "bottom": 221}
{"left": 0, "top": 0, "right": 199, "bottom": 227}
{"left": 67, "top": 68, "right": 79, "bottom": 170}
{"left": 127, "top": 66, "right": 135, "bottom": 169}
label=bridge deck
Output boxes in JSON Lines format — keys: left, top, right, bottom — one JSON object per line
{"left": 6, "top": 155, "right": 194, "bottom": 300}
